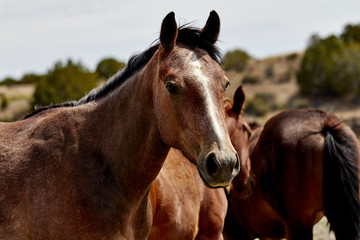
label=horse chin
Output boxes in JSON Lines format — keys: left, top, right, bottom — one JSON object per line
{"left": 196, "top": 167, "right": 228, "bottom": 189}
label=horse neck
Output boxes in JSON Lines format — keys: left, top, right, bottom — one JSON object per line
{"left": 85, "top": 62, "right": 169, "bottom": 203}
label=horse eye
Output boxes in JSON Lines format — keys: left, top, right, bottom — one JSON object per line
{"left": 165, "top": 82, "right": 179, "bottom": 94}
{"left": 224, "top": 81, "right": 230, "bottom": 91}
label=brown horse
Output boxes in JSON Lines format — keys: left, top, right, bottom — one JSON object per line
{"left": 148, "top": 148, "right": 228, "bottom": 240}
{"left": 147, "top": 92, "right": 252, "bottom": 240}
{"left": 224, "top": 86, "right": 360, "bottom": 240}
{"left": 224, "top": 86, "right": 253, "bottom": 199}
{"left": 0, "top": 11, "right": 240, "bottom": 239}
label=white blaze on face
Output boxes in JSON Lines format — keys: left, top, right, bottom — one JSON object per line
{"left": 189, "top": 52, "right": 228, "bottom": 145}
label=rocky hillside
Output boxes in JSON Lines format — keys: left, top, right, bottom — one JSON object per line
{"left": 225, "top": 52, "right": 360, "bottom": 136}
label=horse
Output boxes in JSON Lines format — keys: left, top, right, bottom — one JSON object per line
{"left": 223, "top": 86, "right": 253, "bottom": 199}
{"left": 148, "top": 148, "right": 228, "bottom": 240}
{"left": 224, "top": 86, "right": 360, "bottom": 240}
{"left": 0, "top": 11, "right": 240, "bottom": 239}
{"left": 147, "top": 90, "right": 252, "bottom": 240}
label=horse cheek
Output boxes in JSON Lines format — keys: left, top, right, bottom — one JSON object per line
{"left": 154, "top": 91, "right": 180, "bottom": 148}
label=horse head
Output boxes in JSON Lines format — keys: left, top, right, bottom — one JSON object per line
{"left": 152, "top": 11, "right": 240, "bottom": 188}
{"left": 225, "top": 85, "right": 254, "bottom": 197}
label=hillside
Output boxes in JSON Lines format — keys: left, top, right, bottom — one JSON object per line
{"left": 0, "top": 84, "right": 34, "bottom": 121}
{"left": 1, "top": 51, "right": 360, "bottom": 136}
{"left": 225, "top": 52, "right": 360, "bottom": 136}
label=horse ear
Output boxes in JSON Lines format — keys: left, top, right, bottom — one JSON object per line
{"left": 200, "top": 10, "right": 220, "bottom": 44}
{"left": 233, "top": 85, "right": 245, "bottom": 115}
{"left": 224, "top": 98, "right": 233, "bottom": 113}
{"left": 160, "top": 12, "right": 178, "bottom": 54}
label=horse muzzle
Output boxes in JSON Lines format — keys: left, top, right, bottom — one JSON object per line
{"left": 197, "top": 150, "right": 240, "bottom": 188}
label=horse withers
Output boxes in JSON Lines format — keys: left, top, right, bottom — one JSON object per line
{"left": 0, "top": 11, "right": 239, "bottom": 239}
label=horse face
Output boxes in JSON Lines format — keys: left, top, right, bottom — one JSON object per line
{"left": 153, "top": 11, "right": 239, "bottom": 188}
{"left": 224, "top": 86, "right": 254, "bottom": 197}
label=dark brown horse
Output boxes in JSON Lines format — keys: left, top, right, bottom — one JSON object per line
{"left": 224, "top": 86, "right": 360, "bottom": 240}
{"left": 0, "top": 11, "right": 240, "bottom": 239}
{"left": 147, "top": 93, "right": 252, "bottom": 240}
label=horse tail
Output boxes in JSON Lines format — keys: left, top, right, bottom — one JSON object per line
{"left": 322, "top": 119, "right": 360, "bottom": 240}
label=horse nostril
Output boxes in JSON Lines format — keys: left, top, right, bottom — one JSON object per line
{"left": 235, "top": 154, "right": 240, "bottom": 170}
{"left": 205, "top": 153, "right": 218, "bottom": 176}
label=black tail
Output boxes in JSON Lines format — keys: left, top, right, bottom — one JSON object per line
{"left": 323, "top": 123, "right": 360, "bottom": 240}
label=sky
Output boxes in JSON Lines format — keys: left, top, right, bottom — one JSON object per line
{"left": 1, "top": 0, "right": 360, "bottom": 80}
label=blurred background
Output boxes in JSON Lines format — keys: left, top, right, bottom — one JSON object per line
{"left": 1, "top": 1, "right": 359, "bottom": 238}
{"left": 1, "top": 0, "right": 360, "bottom": 139}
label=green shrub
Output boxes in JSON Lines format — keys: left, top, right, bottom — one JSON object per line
{"left": 221, "top": 49, "right": 251, "bottom": 72}
{"left": 244, "top": 93, "right": 277, "bottom": 117}
{"left": 297, "top": 25, "right": 360, "bottom": 98}
{"left": 286, "top": 53, "right": 298, "bottom": 61}
{"left": 297, "top": 34, "right": 345, "bottom": 97}
{"left": 0, "top": 94, "right": 8, "bottom": 109}
{"left": 32, "top": 60, "right": 97, "bottom": 107}
{"left": 341, "top": 24, "right": 360, "bottom": 44}
{"left": 96, "top": 58, "right": 126, "bottom": 80}
{"left": 20, "top": 73, "right": 44, "bottom": 84}
{"left": 0, "top": 77, "right": 17, "bottom": 86}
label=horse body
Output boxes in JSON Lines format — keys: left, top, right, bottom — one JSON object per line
{"left": 0, "top": 75, "right": 166, "bottom": 239}
{"left": 258, "top": 109, "right": 360, "bottom": 240}
{"left": 224, "top": 86, "right": 360, "bottom": 240}
{"left": 148, "top": 149, "right": 227, "bottom": 240}
{"left": 0, "top": 11, "right": 239, "bottom": 240}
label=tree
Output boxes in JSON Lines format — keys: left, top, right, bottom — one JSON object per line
{"left": 341, "top": 24, "right": 360, "bottom": 44}
{"left": 95, "top": 58, "right": 126, "bottom": 80}
{"left": 328, "top": 44, "right": 360, "bottom": 96}
{"left": 221, "top": 49, "right": 251, "bottom": 72}
{"left": 297, "top": 28, "right": 360, "bottom": 98}
{"left": 0, "top": 77, "right": 17, "bottom": 86}
{"left": 297, "top": 34, "right": 345, "bottom": 97}
{"left": 33, "top": 60, "right": 97, "bottom": 107}
{"left": 20, "top": 73, "right": 44, "bottom": 85}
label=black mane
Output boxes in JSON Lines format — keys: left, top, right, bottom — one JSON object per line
{"left": 25, "top": 25, "right": 222, "bottom": 119}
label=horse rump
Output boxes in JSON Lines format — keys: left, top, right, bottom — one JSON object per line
{"left": 322, "top": 120, "right": 360, "bottom": 240}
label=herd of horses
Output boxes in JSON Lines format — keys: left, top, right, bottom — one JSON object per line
{"left": 0, "top": 10, "right": 359, "bottom": 240}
